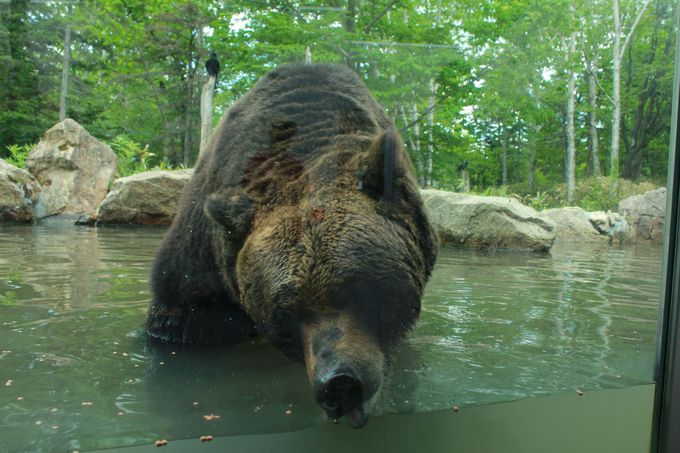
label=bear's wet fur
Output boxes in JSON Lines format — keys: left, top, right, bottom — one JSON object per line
{"left": 147, "top": 64, "right": 437, "bottom": 427}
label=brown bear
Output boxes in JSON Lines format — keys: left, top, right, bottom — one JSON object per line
{"left": 147, "top": 64, "right": 437, "bottom": 428}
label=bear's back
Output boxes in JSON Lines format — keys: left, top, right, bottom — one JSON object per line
{"left": 196, "top": 64, "right": 391, "bottom": 191}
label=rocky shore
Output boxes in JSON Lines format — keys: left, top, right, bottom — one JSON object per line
{"left": 1, "top": 119, "right": 667, "bottom": 251}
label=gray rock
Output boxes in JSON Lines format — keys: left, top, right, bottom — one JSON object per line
{"left": 421, "top": 189, "right": 555, "bottom": 251}
{"left": 587, "top": 211, "right": 610, "bottom": 235}
{"left": 96, "top": 169, "right": 193, "bottom": 225}
{"left": 585, "top": 210, "right": 630, "bottom": 243}
{"left": 0, "top": 159, "right": 42, "bottom": 222}
{"left": 606, "top": 211, "right": 630, "bottom": 243}
{"left": 539, "top": 207, "right": 609, "bottom": 244}
{"left": 26, "top": 119, "right": 118, "bottom": 222}
{"left": 618, "top": 188, "right": 666, "bottom": 242}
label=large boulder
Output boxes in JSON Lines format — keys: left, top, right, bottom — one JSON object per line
{"left": 539, "top": 207, "right": 611, "bottom": 244}
{"left": 618, "top": 188, "right": 666, "bottom": 242}
{"left": 26, "top": 119, "right": 118, "bottom": 222}
{"left": 96, "top": 169, "right": 193, "bottom": 225}
{"left": 0, "top": 159, "right": 42, "bottom": 222}
{"left": 421, "top": 189, "right": 555, "bottom": 251}
{"left": 587, "top": 210, "right": 630, "bottom": 243}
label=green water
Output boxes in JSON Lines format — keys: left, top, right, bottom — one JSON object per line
{"left": 0, "top": 225, "right": 662, "bottom": 452}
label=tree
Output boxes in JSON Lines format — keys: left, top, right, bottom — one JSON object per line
{"left": 59, "top": 4, "right": 73, "bottom": 121}
{"left": 610, "top": 0, "right": 652, "bottom": 178}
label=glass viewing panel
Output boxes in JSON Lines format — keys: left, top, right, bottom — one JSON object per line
{"left": 0, "top": 1, "right": 676, "bottom": 452}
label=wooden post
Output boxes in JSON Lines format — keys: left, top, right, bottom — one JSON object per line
{"left": 199, "top": 75, "right": 216, "bottom": 156}
{"left": 305, "top": 47, "right": 312, "bottom": 64}
{"left": 462, "top": 170, "right": 470, "bottom": 192}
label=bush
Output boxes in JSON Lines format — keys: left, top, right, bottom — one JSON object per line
{"left": 494, "top": 177, "right": 660, "bottom": 212}
{"left": 109, "top": 135, "right": 156, "bottom": 177}
{"left": 526, "top": 177, "right": 658, "bottom": 211}
{"left": 3, "top": 143, "right": 34, "bottom": 168}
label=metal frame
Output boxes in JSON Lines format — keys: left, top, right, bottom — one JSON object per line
{"left": 653, "top": 5, "right": 680, "bottom": 451}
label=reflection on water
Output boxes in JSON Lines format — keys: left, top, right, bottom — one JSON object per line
{"left": 0, "top": 225, "right": 661, "bottom": 451}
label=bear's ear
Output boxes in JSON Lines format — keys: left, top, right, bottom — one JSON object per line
{"left": 203, "top": 188, "right": 253, "bottom": 238}
{"left": 361, "top": 127, "right": 412, "bottom": 204}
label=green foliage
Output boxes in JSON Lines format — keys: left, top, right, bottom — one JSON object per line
{"left": 479, "top": 186, "right": 509, "bottom": 197}
{"left": 3, "top": 143, "right": 34, "bottom": 168}
{"left": 109, "top": 135, "right": 155, "bottom": 177}
{"left": 0, "top": 0, "right": 675, "bottom": 192}
{"left": 0, "top": 291, "right": 17, "bottom": 306}
{"left": 515, "top": 177, "right": 658, "bottom": 212}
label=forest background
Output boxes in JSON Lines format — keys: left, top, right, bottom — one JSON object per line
{"left": 1, "top": 0, "right": 676, "bottom": 211}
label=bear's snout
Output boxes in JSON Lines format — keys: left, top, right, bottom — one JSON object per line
{"left": 314, "top": 369, "right": 368, "bottom": 428}
{"left": 302, "top": 316, "right": 384, "bottom": 428}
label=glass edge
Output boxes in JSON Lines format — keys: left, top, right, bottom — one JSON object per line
{"left": 653, "top": 2, "right": 680, "bottom": 452}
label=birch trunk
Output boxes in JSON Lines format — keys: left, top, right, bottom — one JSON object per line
{"left": 426, "top": 78, "right": 438, "bottom": 188}
{"left": 199, "top": 76, "right": 216, "bottom": 156}
{"left": 588, "top": 53, "right": 601, "bottom": 177}
{"left": 611, "top": 0, "right": 622, "bottom": 178}
{"left": 610, "top": 0, "right": 651, "bottom": 178}
{"left": 501, "top": 125, "right": 508, "bottom": 186}
{"left": 59, "top": 5, "right": 72, "bottom": 122}
{"left": 566, "top": 31, "right": 577, "bottom": 204}
{"left": 410, "top": 101, "right": 424, "bottom": 186}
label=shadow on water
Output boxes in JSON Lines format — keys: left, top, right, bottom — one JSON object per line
{"left": 0, "top": 224, "right": 662, "bottom": 451}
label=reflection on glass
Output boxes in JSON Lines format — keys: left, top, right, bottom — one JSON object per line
{"left": 0, "top": 225, "right": 663, "bottom": 451}
{"left": 0, "top": 0, "right": 675, "bottom": 451}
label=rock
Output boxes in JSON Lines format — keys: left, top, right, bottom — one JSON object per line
{"left": 26, "top": 119, "right": 118, "bottom": 222}
{"left": 539, "top": 207, "right": 609, "bottom": 244}
{"left": 618, "top": 188, "right": 666, "bottom": 242}
{"left": 606, "top": 211, "right": 630, "bottom": 243}
{"left": 585, "top": 210, "right": 630, "bottom": 243}
{"left": 0, "top": 159, "right": 42, "bottom": 222}
{"left": 420, "top": 189, "right": 555, "bottom": 251}
{"left": 587, "top": 211, "right": 610, "bottom": 234}
{"left": 96, "top": 169, "right": 193, "bottom": 225}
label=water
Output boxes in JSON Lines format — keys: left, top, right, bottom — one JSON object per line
{"left": 0, "top": 224, "right": 662, "bottom": 452}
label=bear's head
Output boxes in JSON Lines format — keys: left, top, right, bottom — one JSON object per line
{"left": 205, "top": 128, "right": 437, "bottom": 428}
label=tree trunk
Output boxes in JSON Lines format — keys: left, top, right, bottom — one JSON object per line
{"left": 588, "top": 53, "right": 601, "bottom": 177}
{"left": 345, "top": 0, "right": 356, "bottom": 32}
{"left": 59, "top": 5, "right": 72, "bottom": 122}
{"left": 425, "top": 78, "right": 437, "bottom": 188}
{"left": 611, "top": 0, "right": 652, "bottom": 178}
{"left": 182, "top": 30, "right": 197, "bottom": 167}
{"left": 410, "top": 101, "right": 424, "bottom": 186}
{"left": 528, "top": 133, "right": 537, "bottom": 193}
{"left": 199, "top": 76, "right": 216, "bottom": 157}
{"left": 622, "top": 0, "right": 671, "bottom": 180}
{"left": 566, "top": 31, "right": 577, "bottom": 204}
{"left": 500, "top": 127, "right": 507, "bottom": 186}
{"left": 611, "top": 0, "right": 622, "bottom": 178}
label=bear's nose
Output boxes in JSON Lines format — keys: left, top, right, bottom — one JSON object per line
{"left": 314, "top": 371, "right": 363, "bottom": 414}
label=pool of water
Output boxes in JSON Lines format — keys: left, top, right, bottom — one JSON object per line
{"left": 0, "top": 224, "right": 662, "bottom": 452}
